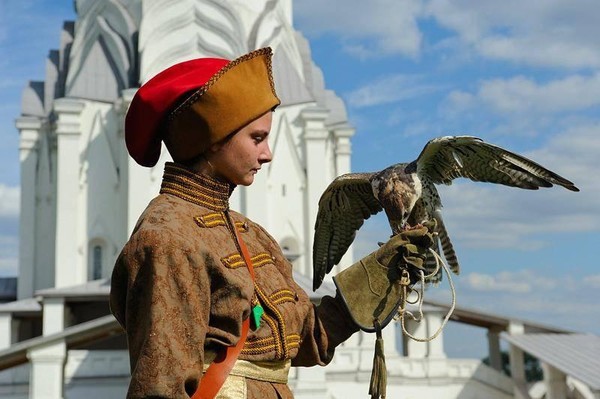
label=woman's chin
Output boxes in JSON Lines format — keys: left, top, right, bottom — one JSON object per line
{"left": 238, "top": 175, "right": 255, "bottom": 186}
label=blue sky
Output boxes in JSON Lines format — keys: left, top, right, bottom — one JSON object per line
{"left": 293, "top": 0, "right": 600, "bottom": 356}
{"left": 0, "top": 0, "right": 598, "bottom": 358}
{"left": 0, "top": 1, "right": 79, "bottom": 279}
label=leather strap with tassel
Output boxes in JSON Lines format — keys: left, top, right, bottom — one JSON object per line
{"left": 368, "top": 319, "right": 387, "bottom": 399}
{"left": 192, "top": 212, "right": 257, "bottom": 399}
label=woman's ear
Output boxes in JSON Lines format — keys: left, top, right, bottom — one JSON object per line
{"left": 208, "top": 142, "right": 222, "bottom": 154}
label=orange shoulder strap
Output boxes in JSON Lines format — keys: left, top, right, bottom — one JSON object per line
{"left": 192, "top": 215, "right": 255, "bottom": 399}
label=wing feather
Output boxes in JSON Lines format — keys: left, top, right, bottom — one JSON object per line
{"left": 415, "top": 136, "right": 579, "bottom": 191}
{"left": 312, "top": 173, "right": 382, "bottom": 290}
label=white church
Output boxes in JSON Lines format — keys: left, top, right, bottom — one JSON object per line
{"left": 0, "top": 1, "right": 598, "bottom": 398}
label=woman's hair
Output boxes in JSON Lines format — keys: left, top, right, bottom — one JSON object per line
{"left": 180, "top": 128, "right": 237, "bottom": 169}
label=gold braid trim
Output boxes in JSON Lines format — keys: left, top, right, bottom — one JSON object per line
{"left": 254, "top": 284, "right": 289, "bottom": 359}
{"left": 219, "top": 209, "right": 290, "bottom": 360}
{"left": 159, "top": 162, "right": 231, "bottom": 211}
{"left": 194, "top": 213, "right": 248, "bottom": 231}
{"left": 241, "top": 334, "right": 301, "bottom": 356}
{"left": 249, "top": 313, "right": 282, "bottom": 358}
{"left": 221, "top": 252, "right": 273, "bottom": 269}
{"left": 269, "top": 290, "right": 297, "bottom": 305}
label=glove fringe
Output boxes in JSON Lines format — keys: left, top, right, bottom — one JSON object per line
{"left": 369, "top": 319, "right": 387, "bottom": 399}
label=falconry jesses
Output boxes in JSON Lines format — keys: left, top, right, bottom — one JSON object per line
{"left": 312, "top": 135, "right": 579, "bottom": 291}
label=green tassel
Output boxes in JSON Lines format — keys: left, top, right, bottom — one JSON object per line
{"left": 251, "top": 304, "right": 264, "bottom": 330}
{"left": 369, "top": 319, "right": 387, "bottom": 399}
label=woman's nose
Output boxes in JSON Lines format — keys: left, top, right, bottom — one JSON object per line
{"left": 260, "top": 143, "right": 273, "bottom": 163}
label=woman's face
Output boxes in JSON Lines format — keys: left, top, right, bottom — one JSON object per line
{"left": 208, "top": 111, "right": 273, "bottom": 186}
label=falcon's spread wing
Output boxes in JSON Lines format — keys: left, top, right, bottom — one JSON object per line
{"left": 312, "top": 135, "right": 579, "bottom": 291}
{"left": 312, "top": 173, "right": 382, "bottom": 290}
{"left": 413, "top": 136, "right": 580, "bottom": 192}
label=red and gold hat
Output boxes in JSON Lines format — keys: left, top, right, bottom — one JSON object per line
{"left": 125, "top": 47, "right": 280, "bottom": 167}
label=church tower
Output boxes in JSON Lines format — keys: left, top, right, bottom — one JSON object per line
{"left": 16, "top": 0, "right": 355, "bottom": 300}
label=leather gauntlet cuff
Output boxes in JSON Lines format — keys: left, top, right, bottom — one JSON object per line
{"left": 333, "top": 253, "right": 405, "bottom": 332}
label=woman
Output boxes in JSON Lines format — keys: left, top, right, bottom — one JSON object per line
{"left": 110, "top": 47, "right": 433, "bottom": 399}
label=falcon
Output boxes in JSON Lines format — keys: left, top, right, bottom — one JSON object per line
{"left": 312, "top": 135, "right": 579, "bottom": 290}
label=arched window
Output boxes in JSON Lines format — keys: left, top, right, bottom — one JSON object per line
{"left": 88, "top": 239, "right": 106, "bottom": 281}
{"left": 92, "top": 245, "right": 103, "bottom": 280}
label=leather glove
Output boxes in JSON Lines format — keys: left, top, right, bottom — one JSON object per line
{"left": 333, "top": 221, "right": 436, "bottom": 332}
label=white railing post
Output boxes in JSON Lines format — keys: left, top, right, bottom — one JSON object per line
{"left": 27, "top": 340, "right": 66, "bottom": 399}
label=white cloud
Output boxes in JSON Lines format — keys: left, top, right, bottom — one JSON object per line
{"left": 0, "top": 256, "right": 18, "bottom": 277}
{"left": 294, "top": 0, "right": 423, "bottom": 58}
{"left": 428, "top": 270, "right": 599, "bottom": 333}
{"left": 445, "top": 91, "right": 474, "bottom": 112}
{"left": 465, "top": 272, "right": 530, "bottom": 293}
{"left": 446, "top": 73, "right": 600, "bottom": 116}
{"left": 426, "top": 0, "right": 600, "bottom": 68}
{"left": 0, "top": 234, "right": 18, "bottom": 277}
{"left": 0, "top": 184, "right": 19, "bottom": 217}
{"left": 297, "top": 0, "right": 600, "bottom": 67}
{"left": 436, "top": 125, "right": 600, "bottom": 252}
{"left": 346, "top": 74, "right": 441, "bottom": 108}
{"left": 439, "top": 184, "right": 593, "bottom": 251}
{"left": 481, "top": 74, "right": 600, "bottom": 114}
{"left": 525, "top": 124, "right": 600, "bottom": 190}
{"left": 478, "top": 35, "right": 600, "bottom": 70}
{"left": 463, "top": 269, "right": 558, "bottom": 294}
{"left": 583, "top": 274, "right": 600, "bottom": 289}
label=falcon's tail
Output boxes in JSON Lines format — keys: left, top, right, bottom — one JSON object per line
{"left": 421, "top": 210, "right": 459, "bottom": 285}
{"left": 434, "top": 211, "right": 460, "bottom": 275}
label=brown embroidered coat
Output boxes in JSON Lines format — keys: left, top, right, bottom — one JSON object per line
{"left": 110, "top": 163, "right": 359, "bottom": 398}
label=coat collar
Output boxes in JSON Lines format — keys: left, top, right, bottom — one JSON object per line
{"left": 160, "top": 162, "right": 233, "bottom": 211}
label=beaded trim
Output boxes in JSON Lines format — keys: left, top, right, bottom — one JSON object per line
{"left": 160, "top": 163, "right": 231, "bottom": 211}
{"left": 168, "top": 48, "right": 277, "bottom": 122}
